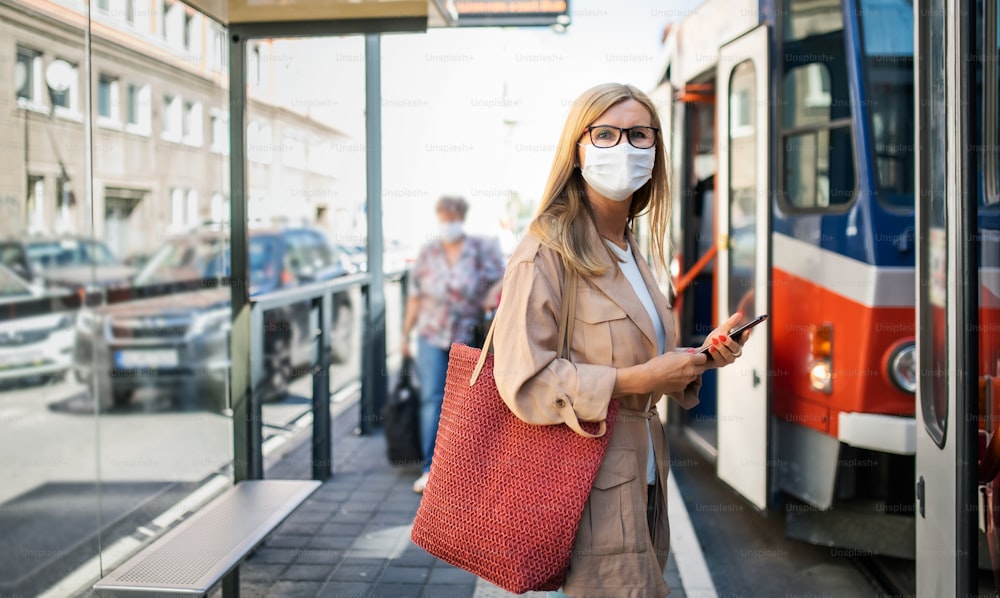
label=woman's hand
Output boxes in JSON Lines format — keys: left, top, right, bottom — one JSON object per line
{"left": 614, "top": 351, "right": 708, "bottom": 397}
{"left": 700, "top": 311, "right": 747, "bottom": 368}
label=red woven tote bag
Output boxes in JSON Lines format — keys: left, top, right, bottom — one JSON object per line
{"left": 410, "top": 270, "right": 619, "bottom": 593}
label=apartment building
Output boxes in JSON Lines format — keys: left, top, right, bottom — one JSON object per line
{"left": 1, "top": 0, "right": 353, "bottom": 260}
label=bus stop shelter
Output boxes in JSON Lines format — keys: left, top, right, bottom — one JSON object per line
{"left": 178, "top": 0, "right": 458, "bottom": 483}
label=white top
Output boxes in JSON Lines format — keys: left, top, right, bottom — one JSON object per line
{"left": 606, "top": 240, "right": 664, "bottom": 485}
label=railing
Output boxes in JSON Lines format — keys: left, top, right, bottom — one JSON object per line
{"left": 245, "top": 269, "right": 407, "bottom": 481}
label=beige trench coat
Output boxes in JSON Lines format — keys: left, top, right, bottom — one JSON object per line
{"left": 492, "top": 225, "right": 701, "bottom": 598}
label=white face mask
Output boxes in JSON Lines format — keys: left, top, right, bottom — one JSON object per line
{"left": 579, "top": 142, "right": 655, "bottom": 202}
{"left": 439, "top": 221, "right": 464, "bottom": 243}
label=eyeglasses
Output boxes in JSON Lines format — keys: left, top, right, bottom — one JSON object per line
{"left": 584, "top": 125, "right": 659, "bottom": 149}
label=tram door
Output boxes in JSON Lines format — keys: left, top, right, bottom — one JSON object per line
{"left": 714, "top": 26, "right": 772, "bottom": 510}
{"left": 914, "top": 0, "right": 977, "bottom": 594}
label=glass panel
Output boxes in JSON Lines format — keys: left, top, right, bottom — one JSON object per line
{"left": 86, "top": 4, "right": 234, "bottom": 589}
{"left": 781, "top": 0, "right": 855, "bottom": 209}
{"left": 920, "top": 0, "right": 949, "bottom": 447}
{"left": 857, "top": 0, "right": 915, "bottom": 209}
{"left": 728, "top": 61, "right": 758, "bottom": 317}
{"left": 232, "top": 37, "right": 367, "bottom": 477}
{"left": 1, "top": 6, "right": 100, "bottom": 596}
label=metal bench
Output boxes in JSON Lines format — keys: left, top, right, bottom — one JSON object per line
{"left": 93, "top": 479, "right": 320, "bottom": 597}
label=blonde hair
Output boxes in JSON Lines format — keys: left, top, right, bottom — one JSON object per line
{"left": 528, "top": 82, "right": 670, "bottom": 277}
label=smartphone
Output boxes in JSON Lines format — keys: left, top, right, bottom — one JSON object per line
{"left": 698, "top": 314, "right": 768, "bottom": 355}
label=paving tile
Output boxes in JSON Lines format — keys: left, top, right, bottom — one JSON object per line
{"left": 329, "top": 562, "right": 384, "bottom": 582}
{"left": 379, "top": 566, "right": 431, "bottom": 584}
{"left": 372, "top": 582, "right": 424, "bottom": 597}
{"left": 319, "top": 522, "right": 366, "bottom": 536}
{"left": 421, "top": 583, "right": 477, "bottom": 598}
{"left": 307, "top": 534, "right": 356, "bottom": 549}
{"left": 317, "top": 581, "right": 373, "bottom": 597}
{"left": 429, "top": 566, "right": 479, "bottom": 585}
{"left": 265, "top": 533, "right": 312, "bottom": 549}
{"left": 277, "top": 521, "right": 322, "bottom": 536}
{"left": 247, "top": 547, "right": 299, "bottom": 564}
{"left": 284, "top": 509, "right": 331, "bottom": 524}
{"left": 330, "top": 510, "right": 375, "bottom": 524}
{"left": 292, "top": 547, "right": 343, "bottom": 565}
{"left": 239, "top": 563, "right": 287, "bottom": 582}
{"left": 234, "top": 582, "right": 273, "bottom": 598}
{"left": 282, "top": 563, "right": 335, "bottom": 581}
{"left": 390, "top": 549, "right": 437, "bottom": 567}
{"left": 266, "top": 581, "right": 326, "bottom": 598}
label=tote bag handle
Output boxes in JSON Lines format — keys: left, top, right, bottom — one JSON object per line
{"left": 470, "top": 266, "right": 605, "bottom": 439}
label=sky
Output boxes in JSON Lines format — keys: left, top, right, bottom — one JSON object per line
{"left": 268, "top": 0, "right": 703, "bottom": 244}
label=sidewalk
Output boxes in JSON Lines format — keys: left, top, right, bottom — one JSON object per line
{"left": 217, "top": 397, "right": 693, "bottom": 598}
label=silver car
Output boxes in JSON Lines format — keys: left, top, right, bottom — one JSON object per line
{"left": 0, "top": 264, "right": 75, "bottom": 384}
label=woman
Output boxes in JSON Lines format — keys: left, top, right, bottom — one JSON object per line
{"left": 402, "top": 196, "right": 504, "bottom": 494}
{"left": 492, "top": 83, "right": 747, "bottom": 597}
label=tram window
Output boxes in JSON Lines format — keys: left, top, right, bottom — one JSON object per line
{"left": 780, "top": 0, "right": 855, "bottom": 210}
{"left": 857, "top": 0, "right": 915, "bottom": 209}
{"left": 982, "top": 0, "right": 999, "bottom": 207}
{"left": 917, "top": 0, "right": 949, "bottom": 448}
{"left": 728, "top": 61, "right": 757, "bottom": 315}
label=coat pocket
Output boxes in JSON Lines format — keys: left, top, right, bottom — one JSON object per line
{"left": 576, "top": 448, "right": 647, "bottom": 556}
{"left": 573, "top": 298, "right": 628, "bottom": 364}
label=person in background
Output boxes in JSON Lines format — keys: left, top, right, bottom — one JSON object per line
{"left": 402, "top": 196, "right": 505, "bottom": 494}
{"left": 491, "top": 83, "right": 748, "bottom": 597}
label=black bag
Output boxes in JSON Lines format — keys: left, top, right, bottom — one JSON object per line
{"left": 382, "top": 356, "right": 422, "bottom": 466}
{"left": 470, "top": 309, "right": 495, "bottom": 350}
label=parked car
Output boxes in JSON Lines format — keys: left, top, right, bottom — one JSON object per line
{"left": 0, "top": 236, "right": 135, "bottom": 292}
{"left": 72, "top": 227, "right": 356, "bottom": 410}
{"left": 0, "top": 264, "right": 75, "bottom": 386}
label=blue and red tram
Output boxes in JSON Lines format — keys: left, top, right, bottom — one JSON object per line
{"left": 647, "top": 0, "right": 999, "bottom": 593}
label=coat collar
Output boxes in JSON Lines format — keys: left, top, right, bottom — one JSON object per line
{"left": 582, "top": 223, "right": 668, "bottom": 353}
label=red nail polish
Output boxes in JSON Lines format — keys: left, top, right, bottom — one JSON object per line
{"left": 721, "top": 335, "right": 728, "bottom": 342}
{"left": 712, "top": 337, "right": 719, "bottom": 345}
{"left": 686, "top": 348, "right": 695, "bottom": 353}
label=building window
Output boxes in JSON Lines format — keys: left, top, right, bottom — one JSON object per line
{"left": 186, "top": 190, "right": 199, "bottom": 227}
{"left": 26, "top": 175, "right": 45, "bottom": 234}
{"left": 183, "top": 11, "right": 193, "bottom": 51}
{"left": 14, "top": 47, "right": 42, "bottom": 107}
{"left": 182, "top": 101, "right": 202, "bottom": 146}
{"left": 125, "top": 0, "right": 135, "bottom": 23}
{"left": 208, "top": 23, "right": 227, "bottom": 71}
{"left": 169, "top": 187, "right": 185, "bottom": 231}
{"left": 248, "top": 44, "right": 261, "bottom": 87}
{"left": 247, "top": 120, "right": 272, "bottom": 164}
{"left": 48, "top": 59, "right": 80, "bottom": 114}
{"left": 162, "top": 94, "right": 182, "bottom": 141}
{"left": 210, "top": 193, "right": 229, "bottom": 224}
{"left": 210, "top": 109, "right": 229, "bottom": 154}
{"left": 162, "top": 0, "right": 184, "bottom": 46}
{"left": 307, "top": 138, "right": 334, "bottom": 174}
{"left": 97, "top": 0, "right": 110, "bottom": 12}
{"left": 283, "top": 130, "right": 307, "bottom": 168}
{"left": 126, "top": 83, "right": 151, "bottom": 134}
{"left": 98, "top": 74, "right": 120, "bottom": 122}
{"left": 160, "top": 0, "right": 170, "bottom": 39}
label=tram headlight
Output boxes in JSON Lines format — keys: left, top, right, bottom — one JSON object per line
{"left": 809, "top": 361, "right": 833, "bottom": 393}
{"left": 887, "top": 341, "right": 917, "bottom": 394}
{"left": 808, "top": 323, "right": 833, "bottom": 393}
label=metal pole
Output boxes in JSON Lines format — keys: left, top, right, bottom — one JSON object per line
{"left": 229, "top": 29, "right": 259, "bottom": 483}
{"left": 313, "top": 294, "right": 332, "bottom": 480}
{"left": 360, "top": 33, "right": 387, "bottom": 434}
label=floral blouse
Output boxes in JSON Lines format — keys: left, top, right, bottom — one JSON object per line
{"left": 408, "top": 235, "right": 505, "bottom": 349}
